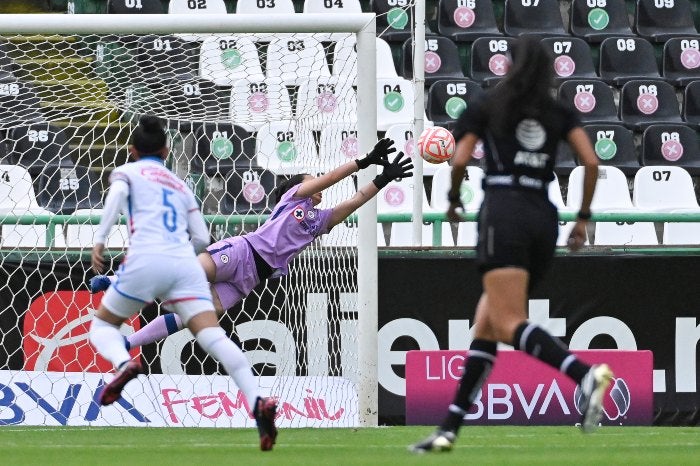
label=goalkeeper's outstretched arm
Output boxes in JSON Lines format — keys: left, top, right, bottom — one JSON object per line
{"left": 327, "top": 152, "right": 414, "bottom": 228}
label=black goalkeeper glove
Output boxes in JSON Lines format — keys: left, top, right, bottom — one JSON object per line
{"left": 373, "top": 152, "right": 414, "bottom": 189}
{"left": 355, "top": 137, "right": 396, "bottom": 169}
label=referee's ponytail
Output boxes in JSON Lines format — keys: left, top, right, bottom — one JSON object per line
{"left": 131, "top": 115, "right": 167, "bottom": 155}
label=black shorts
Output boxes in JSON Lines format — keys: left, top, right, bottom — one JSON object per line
{"left": 476, "top": 188, "right": 558, "bottom": 290}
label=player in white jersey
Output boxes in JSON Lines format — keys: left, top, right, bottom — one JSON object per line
{"left": 88, "top": 116, "right": 278, "bottom": 451}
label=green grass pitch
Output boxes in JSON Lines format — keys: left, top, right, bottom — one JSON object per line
{"left": 2, "top": 426, "right": 699, "bottom": 465}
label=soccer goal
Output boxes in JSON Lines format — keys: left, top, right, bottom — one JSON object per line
{"left": 0, "top": 13, "right": 380, "bottom": 428}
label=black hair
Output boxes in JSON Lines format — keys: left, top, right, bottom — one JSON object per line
{"left": 272, "top": 173, "right": 308, "bottom": 204}
{"left": 485, "top": 35, "right": 557, "bottom": 136}
{"left": 131, "top": 115, "right": 167, "bottom": 154}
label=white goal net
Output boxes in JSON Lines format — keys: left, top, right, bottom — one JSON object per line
{"left": 0, "top": 13, "right": 378, "bottom": 428}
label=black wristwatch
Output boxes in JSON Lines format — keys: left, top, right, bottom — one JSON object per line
{"left": 577, "top": 210, "right": 592, "bottom": 221}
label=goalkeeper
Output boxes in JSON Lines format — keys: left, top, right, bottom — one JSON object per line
{"left": 90, "top": 138, "right": 413, "bottom": 350}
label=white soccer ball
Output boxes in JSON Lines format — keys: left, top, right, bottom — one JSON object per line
{"left": 417, "top": 126, "right": 455, "bottom": 164}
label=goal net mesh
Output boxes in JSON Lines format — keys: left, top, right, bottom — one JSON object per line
{"left": 0, "top": 29, "right": 362, "bottom": 428}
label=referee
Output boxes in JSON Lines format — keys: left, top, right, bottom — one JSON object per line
{"left": 411, "top": 36, "right": 613, "bottom": 453}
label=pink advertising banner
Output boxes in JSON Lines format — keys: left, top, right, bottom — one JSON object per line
{"left": 406, "top": 350, "right": 653, "bottom": 426}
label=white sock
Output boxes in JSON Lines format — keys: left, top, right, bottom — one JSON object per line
{"left": 89, "top": 316, "right": 131, "bottom": 370}
{"left": 196, "top": 327, "right": 260, "bottom": 406}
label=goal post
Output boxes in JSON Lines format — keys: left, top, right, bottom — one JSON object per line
{"left": 0, "top": 13, "right": 379, "bottom": 427}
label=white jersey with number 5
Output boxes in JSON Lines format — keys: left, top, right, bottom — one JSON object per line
{"left": 110, "top": 158, "right": 201, "bottom": 257}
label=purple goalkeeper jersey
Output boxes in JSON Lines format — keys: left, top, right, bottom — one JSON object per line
{"left": 244, "top": 184, "right": 333, "bottom": 277}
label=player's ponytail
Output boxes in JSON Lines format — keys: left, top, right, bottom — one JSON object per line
{"left": 272, "top": 173, "right": 308, "bottom": 204}
{"left": 132, "top": 115, "right": 167, "bottom": 155}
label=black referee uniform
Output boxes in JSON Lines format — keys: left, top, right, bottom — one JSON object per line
{"left": 452, "top": 96, "right": 581, "bottom": 288}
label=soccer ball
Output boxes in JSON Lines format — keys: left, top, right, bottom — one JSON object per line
{"left": 417, "top": 126, "right": 455, "bottom": 164}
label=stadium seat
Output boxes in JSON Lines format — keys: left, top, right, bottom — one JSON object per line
{"left": 168, "top": 0, "right": 227, "bottom": 13}
{"left": 108, "top": 0, "right": 164, "bottom": 13}
{"left": 662, "top": 209, "right": 700, "bottom": 244}
{"left": 255, "top": 119, "right": 318, "bottom": 175}
{"left": 8, "top": 123, "right": 75, "bottom": 177}
{"left": 540, "top": 37, "right": 597, "bottom": 84}
{"left": 265, "top": 35, "right": 331, "bottom": 84}
{"left": 641, "top": 124, "right": 700, "bottom": 175}
{"left": 295, "top": 77, "right": 357, "bottom": 130}
{"left": 376, "top": 175, "right": 442, "bottom": 246}
{"left": 371, "top": 0, "right": 415, "bottom": 43}
{"left": 219, "top": 167, "right": 277, "bottom": 214}
{"left": 0, "top": 164, "right": 43, "bottom": 213}
{"left": 429, "top": 165, "right": 483, "bottom": 247}
{"left": 0, "top": 81, "right": 44, "bottom": 127}
{"left": 303, "top": 0, "right": 362, "bottom": 13}
{"left": 582, "top": 124, "right": 640, "bottom": 175}
{"left": 469, "top": 36, "right": 516, "bottom": 86}
{"left": 229, "top": 77, "right": 293, "bottom": 130}
{"left": 136, "top": 35, "right": 198, "bottom": 82}
{"left": 65, "top": 208, "right": 129, "bottom": 249}
{"left": 633, "top": 165, "right": 699, "bottom": 210}
{"left": 682, "top": 80, "right": 700, "bottom": 126}
{"left": 160, "top": 77, "right": 230, "bottom": 126}
{"left": 634, "top": 166, "right": 700, "bottom": 243}
{"left": 431, "top": 164, "right": 484, "bottom": 212}
{"left": 235, "top": 0, "right": 295, "bottom": 13}
{"left": 426, "top": 78, "right": 484, "bottom": 129}
{"left": 199, "top": 35, "right": 265, "bottom": 85}
{"left": 192, "top": 123, "right": 257, "bottom": 175}
{"left": 568, "top": 165, "right": 651, "bottom": 246}
{"left": 437, "top": 0, "right": 502, "bottom": 42}
{"left": 554, "top": 141, "right": 578, "bottom": 176}
{"left": 503, "top": 0, "right": 566, "bottom": 37}
{"left": 568, "top": 165, "right": 633, "bottom": 210}
{"left": 546, "top": 174, "right": 589, "bottom": 247}
{"left": 593, "top": 210, "right": 659, "bottom": 245}
{"left": 376, "top": 77, "right": 420, "bottom": 131}
{"left": 557, "top": 79, "right": 620, "bottom": 125}
{"left": 598, "top": 37, "right": 661, "bottom": 86}
{"left": 0, "top": 164, "right": 66, "bottom": 248}
{"left": 400, "top": 36, "right": 465, "bottom": 86}
{"left": 332, "top": 35, "right": 397, "bottom": 80}
{"left": 318, "top": 123, "right": 359, "bottom": 171}
{"left": 619, "top": 80, "right": 683, "bottom": 130}
{"left": 634, "top": 0, "right": 698, "bottom": 43}
{"left": 662, "top": 38, "right": 700, "bottom": 87}
{"left": 0, "top": 39, "right": 15, "bottom": 82}
{"left": 36, "top": 165, "right": 102, "bottom": 215}
{"left": 569, "top": 0, "right": 634, "bottom": 43}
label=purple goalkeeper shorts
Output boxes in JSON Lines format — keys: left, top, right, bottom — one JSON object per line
{"left": 206, "top": 236, "right": 261, "bottom": 310}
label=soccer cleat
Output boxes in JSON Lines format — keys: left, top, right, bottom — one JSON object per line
{"left": 409, "top": 430, "right": 456, "bottom": 453}
{"left": 254, "top": 396, "right": 278, "bottom": 451}
{"left": 99, "top": 361, "right": 143, "bottom": 406}
{"left": 89, "top": 275, "right": 112, "bottom": 293}
{"left": 579, "top": 363, "right": 614, "bottom": 433}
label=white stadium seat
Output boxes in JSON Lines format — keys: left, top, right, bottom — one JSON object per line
{"left": 199, "top": 35, "right": 265, "bottom": 85}
{"left": 332, "top": 36, "right": 397, "bottom": 80}
{"left": 265, "top": 35, "right": 331, "bottom": 84}
{"left": 229, "top": 77, "right": 292, "bottom": 130}
{"left": 235, "top": 0, "right": 295, "bottom": 13}
{"left": 255, "top": 120, "right": 319, "bottom": 175}
{"left": 295, "top": 77, "right": 357, "bottom": 130}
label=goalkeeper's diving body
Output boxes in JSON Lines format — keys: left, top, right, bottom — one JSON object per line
{"left": 90, "top": 137, "right": 413, "bottom": 350}
{"left": 88, "top": 116, "right": 278, "bottom": 451}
